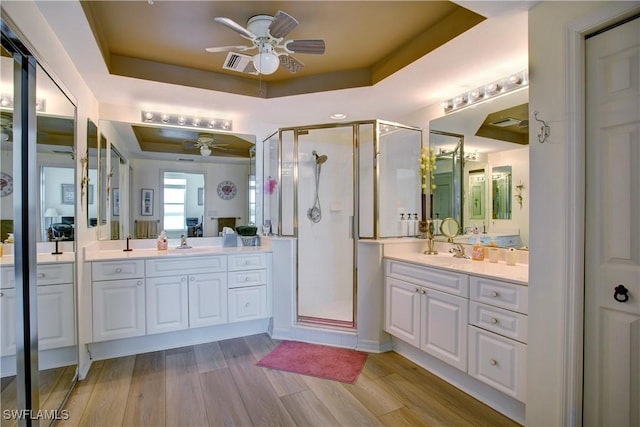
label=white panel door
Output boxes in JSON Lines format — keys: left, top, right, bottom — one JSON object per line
{"left": 188, "top": 272, "right": 227, "bottom": 328}
{"left": 92, "top": 278, "right": 145, "bottom": 342}
{"left": 584, "top": 17, "right": 640, "bottom": 427}
{"left": 0, "top": 288, "right": 16, "bottom": 356}
{"left": 146, "top": 275, "right": 189, "bottom": 334}
{"left": 384, "top": 277, "right": 420, "bottom": 347}
{"left": 37, "top": 283, "right": 75, "bottom": 350}
{"left": 420, "top": 287, "right": 468, "bottom": 371}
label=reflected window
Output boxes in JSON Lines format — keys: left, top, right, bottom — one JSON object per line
{"left": 163, "top": 174, "right": 187, "bottom": 234}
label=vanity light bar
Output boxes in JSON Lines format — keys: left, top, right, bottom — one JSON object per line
{"left": 141, "top": 111, "right": 232, "bottom": 131}
{"left": 442, "top": 70, "right": 528, "bottom": 114}
{"left": 1, "top": 93, "right": 47, "bottom": 112}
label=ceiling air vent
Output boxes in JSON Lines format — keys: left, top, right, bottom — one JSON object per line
{"left": 223, "top": 52, "right": 258, "bottom": 75}
{"left": 490, "top": 117, "right": 523, "bottom": 127}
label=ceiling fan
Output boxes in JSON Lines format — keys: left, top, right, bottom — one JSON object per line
{"left": 206, "top": 10, "right": 326, "bottom": 75}
{"left": 184, "top": 133, "right": 229, "bottom": 156}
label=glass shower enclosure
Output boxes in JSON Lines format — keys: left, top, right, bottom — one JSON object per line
{"left": 263, "top": 120, "right": 422, "bottom": 328}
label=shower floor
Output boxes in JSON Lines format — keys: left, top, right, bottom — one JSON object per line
{"left": 299, "top": 298, "right": 353, "bottom": 323}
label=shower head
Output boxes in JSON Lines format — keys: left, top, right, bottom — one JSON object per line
{"left": 312, "top": 150, "right": 328, "bottom": 165}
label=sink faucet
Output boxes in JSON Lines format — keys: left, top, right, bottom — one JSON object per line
{"left": 123, "top": 235, "right": 133, "bottom": 252}
{"left": 177, "top": 235, "right": 191, "bottom": 249}
{"left": 449, "top": 243, "right": 469, "bottom": 258}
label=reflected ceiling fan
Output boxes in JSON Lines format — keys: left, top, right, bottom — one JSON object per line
{"left": 184, "top": 133, "right": 229, "bottom": 156}
{"left": 206, "top": 10, "right": 326, "bottom": 75}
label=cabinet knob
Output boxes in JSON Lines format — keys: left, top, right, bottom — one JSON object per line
{"left": 0, "top": 292, "right": 3, "bottom": 297}
{"left": 244, "top": 260, "right": 250, "bottom": 265}
{"left": 181, "top": 277, "right": 186, "bottom": 282}
{"left": 491, "top": 291, "right": 499, "bottom": 297}
{"left": 490, "top": 359, "right": 498, "bottom": 366}
{"left": 137, "top": 280, "right": 143, "bottom": 286}
{"left": 245, "top": 277, "right": 250, "bottom": 282}
{"left": 116, "top": 268, "right": 122, "bottom": 273}
{"left": 490, "top": 317, "right": 499, "bottom": 324}
{"left": 415, "top": 287, "right": 420, "bottom": 293}
{"left": 245, "top": 302, "right": 250, "bottom": 308}
{"left": 421, "top": 289, "right": 426, "bottom": 294}
{"left": 190, "top": 277, "right": 195, "bottom": 282}
{"left": 37, "top": 273, "right": 45, "bottom": 278}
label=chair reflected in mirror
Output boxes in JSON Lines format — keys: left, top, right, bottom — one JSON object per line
{"left": 51, "top": 223, "right": 74, "bottom": 241}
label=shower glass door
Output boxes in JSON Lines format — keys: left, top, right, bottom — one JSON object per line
{"left": 296, "top": 126, "right": 355, "bottom": 327}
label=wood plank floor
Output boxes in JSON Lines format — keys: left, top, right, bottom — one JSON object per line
{"left": 58, "top": 334, "right": 521, "bottom": 427}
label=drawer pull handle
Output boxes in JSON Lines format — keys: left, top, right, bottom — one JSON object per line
{"left": 37, "top": 273, "right": 45, "bottom": 278}
{"left": 490, "top": 359, "right": 498, "bottom": 366}
{"left": 491, "top": 291, "right": 499, "bottom": 297}
{"left": 490, "top": 317, "right": 499, "bottom": 324}
{"left": 116, "top": 268, "right": 122, "bottom": 273}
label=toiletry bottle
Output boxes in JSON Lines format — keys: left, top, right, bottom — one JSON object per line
{"left": 471, "top": 241, "right": 484, "bottom": 261}
{"left": 412, "top": 214, "right": 419, "bottom": 237}
{"left": 399, "top": 213, "right": 405, "bottom": 236}
{"left": 157, "top": 230, "right": 168, "bottom": 250}
{"left": 407, "top": 214, "right": 416, "bottom": 237}
{"left": 402, "top": 214, "right": 410, "bottom": 236}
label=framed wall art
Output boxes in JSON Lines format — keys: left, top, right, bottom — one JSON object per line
{"left": 141, "top": 188, "right": 154, "bottom": 216}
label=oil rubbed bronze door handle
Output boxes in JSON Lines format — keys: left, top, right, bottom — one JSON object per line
{"left": 613, "top": 284, "right": 630, "bottom": 303}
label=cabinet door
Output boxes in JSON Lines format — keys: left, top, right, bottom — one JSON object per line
{"left": 93, "top": 278, "right": 145, "bottom": 342}
{"left": 420, "top": 287, "right": 468, "bottom": 371}
{"left": 188, "top": 272, "right": 227, "bottom": 328}
{"left": 228, "top": 285, "right": 267, "bottom": 323}
{"left": 0, "top": 288, "right": 16, "bottom": 356}
{"left": 146, "top": 275, "right": 189, "bottom": 334}
{"left": 468, "top": 325, "right": 526, "bottom": 402}
{"left": 384, "top": 277, "right": 420, "bottom": 347}
{"left": 37, "top": 283, "right": 75, "bottom": 350}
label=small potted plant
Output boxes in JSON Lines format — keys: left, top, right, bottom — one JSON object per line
{"left": 235, "top": 225, "right": 258, "bottom": 247}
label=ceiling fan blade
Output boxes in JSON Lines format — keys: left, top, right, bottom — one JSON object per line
{"left": 284, "top": 39, "right": 325, "bottom": 55}
{"left": 268, "top": 10, "right": 298, "bottom": 39}
{"left": 205, "top": 45, "right": 253, "bottom": 53}
{"left": 214, "top": 17, "right": 256, "bottom": 40}
{"left": 279, "top": 55, "right": 305, "bottom": 73}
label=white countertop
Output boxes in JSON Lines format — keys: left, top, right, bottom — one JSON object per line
{"left": 0, "top": 252, "right": 76, "bottom": 267}
{"left": 84, "top": 245, "right": 271, "bottom": 262}
{"left": 385, "top": 252, "right": 529, "bottom": 285}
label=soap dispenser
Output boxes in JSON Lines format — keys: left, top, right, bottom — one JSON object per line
{"left": 157, "top": 230, "right": 168, "bottom": 250}
{"left": 471, "top": 241, "right": 485, "bottom": 261}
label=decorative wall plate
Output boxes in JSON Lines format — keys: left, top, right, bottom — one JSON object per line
{"left": 217, "top": 180, "right": 237, "bottom": 200}
{"left": 0, "top": 172, "right": 13, "bottom": 197}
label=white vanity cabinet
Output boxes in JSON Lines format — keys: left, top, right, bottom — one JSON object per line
{"left": 385, "top": 260, "right": 469, "bottom": 371}
{"left": 468, "top": 276, "right": 528, "bottom": 402}
{"left": 145, "top": 256, "right": 227, "bottom": 331}
{"left": 1, "top": 263, "right": 75, "bottom": 355}
{"left": 92, "top": 260, "right": 146, "bottom": 342}
{"left": 227, "top": 253, "right": 269, "bottom": 322}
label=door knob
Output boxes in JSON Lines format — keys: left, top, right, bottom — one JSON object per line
{"left": 613, "top": 284, "right": 629, "bottom": 303}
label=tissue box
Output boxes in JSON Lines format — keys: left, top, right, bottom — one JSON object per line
{"left": 223, "top": 234, "right": 237, "bottom": 247}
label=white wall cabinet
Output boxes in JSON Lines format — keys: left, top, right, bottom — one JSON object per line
{"left": 385, "top": 259, "right": 528, "bottom": 402}
{"left": 92, "top": 278, "right": 146, "bottom": 342}
{"left": 1, "top": 263, "right": 75, "bottom": 355}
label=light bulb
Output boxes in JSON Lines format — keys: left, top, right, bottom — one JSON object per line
{"left": 200, "top": 146, "right": 211, "bottom": 156}
{"left": 252, "top": 49, "right": 279, "bottom": 75}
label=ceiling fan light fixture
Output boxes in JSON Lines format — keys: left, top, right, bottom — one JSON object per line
{"left": 252, "top": 45, "right": 279, "bottom": 75}
{"left": 200, "top": 146, "right": 212, "bottom": 156}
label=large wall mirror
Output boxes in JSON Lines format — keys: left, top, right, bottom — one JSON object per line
{"left": 87, "top": 119, "right": 98, "bottom": 227}
{"left": 102, "top": 120, "right": 256, "bottom": 239}
{"left": 429, "top": 88, "right": 529, "bottom": 248}
{"left": 1, "top": 46, "right": 79, "bottom": 423}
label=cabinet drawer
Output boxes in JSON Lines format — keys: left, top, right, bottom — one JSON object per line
{"left": 469, "top": 301, "right": 528, "bottom": 343}
{"left": 227, "top": 253, "right": 267, "bottom": 271}
{"left": 145, "top": 256, "right": 226, "bottom": 277}
{"left": 92, "top": 260, "right": 144, "bottom": 281}
{"left": 468, "top": 326, "right": 527, "bottom": 402}
{"left": 228, "top": 285, "right": 268, "bottom": 322}
{"left": 1, "top": 263, "right": 73, "bottom": 288}
{"left": 386, "top": 260, "right": 469, "bottom": 297}
{"left": 228, "top": 269, "right": 267, "bottom": 288}
{"left": 469, "top": 276, "right": 528, "bottom": 314}
{"left": 37, "top": 263, "right": 73, "bottom": 286}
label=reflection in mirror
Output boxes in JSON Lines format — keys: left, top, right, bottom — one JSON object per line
{"left": 492, "top": 166, "right": 512, "bottom": 219}
{"left": 161, "top": 171, "right": 204, "bottom": 238}
{"left": 110, "top": 145, "right": 123, "bottom": 239}
{"left": 429, "top": 88, "right": 529, "bottom": 248}
{"left": 468, "top": 169, "right": 486, "bottom": 221}
{"left": 429, "top": 130, "right": 463, "bottom": 231}
{"left": 87, "top": 120, "right": 98, "bottom": 227}
{"left": 99, "top": 134, "right": 107, "bottom": 226}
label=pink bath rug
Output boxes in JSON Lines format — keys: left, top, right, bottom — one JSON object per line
{"left": 256, "top": 340, "right": 367, "bottom": 384}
